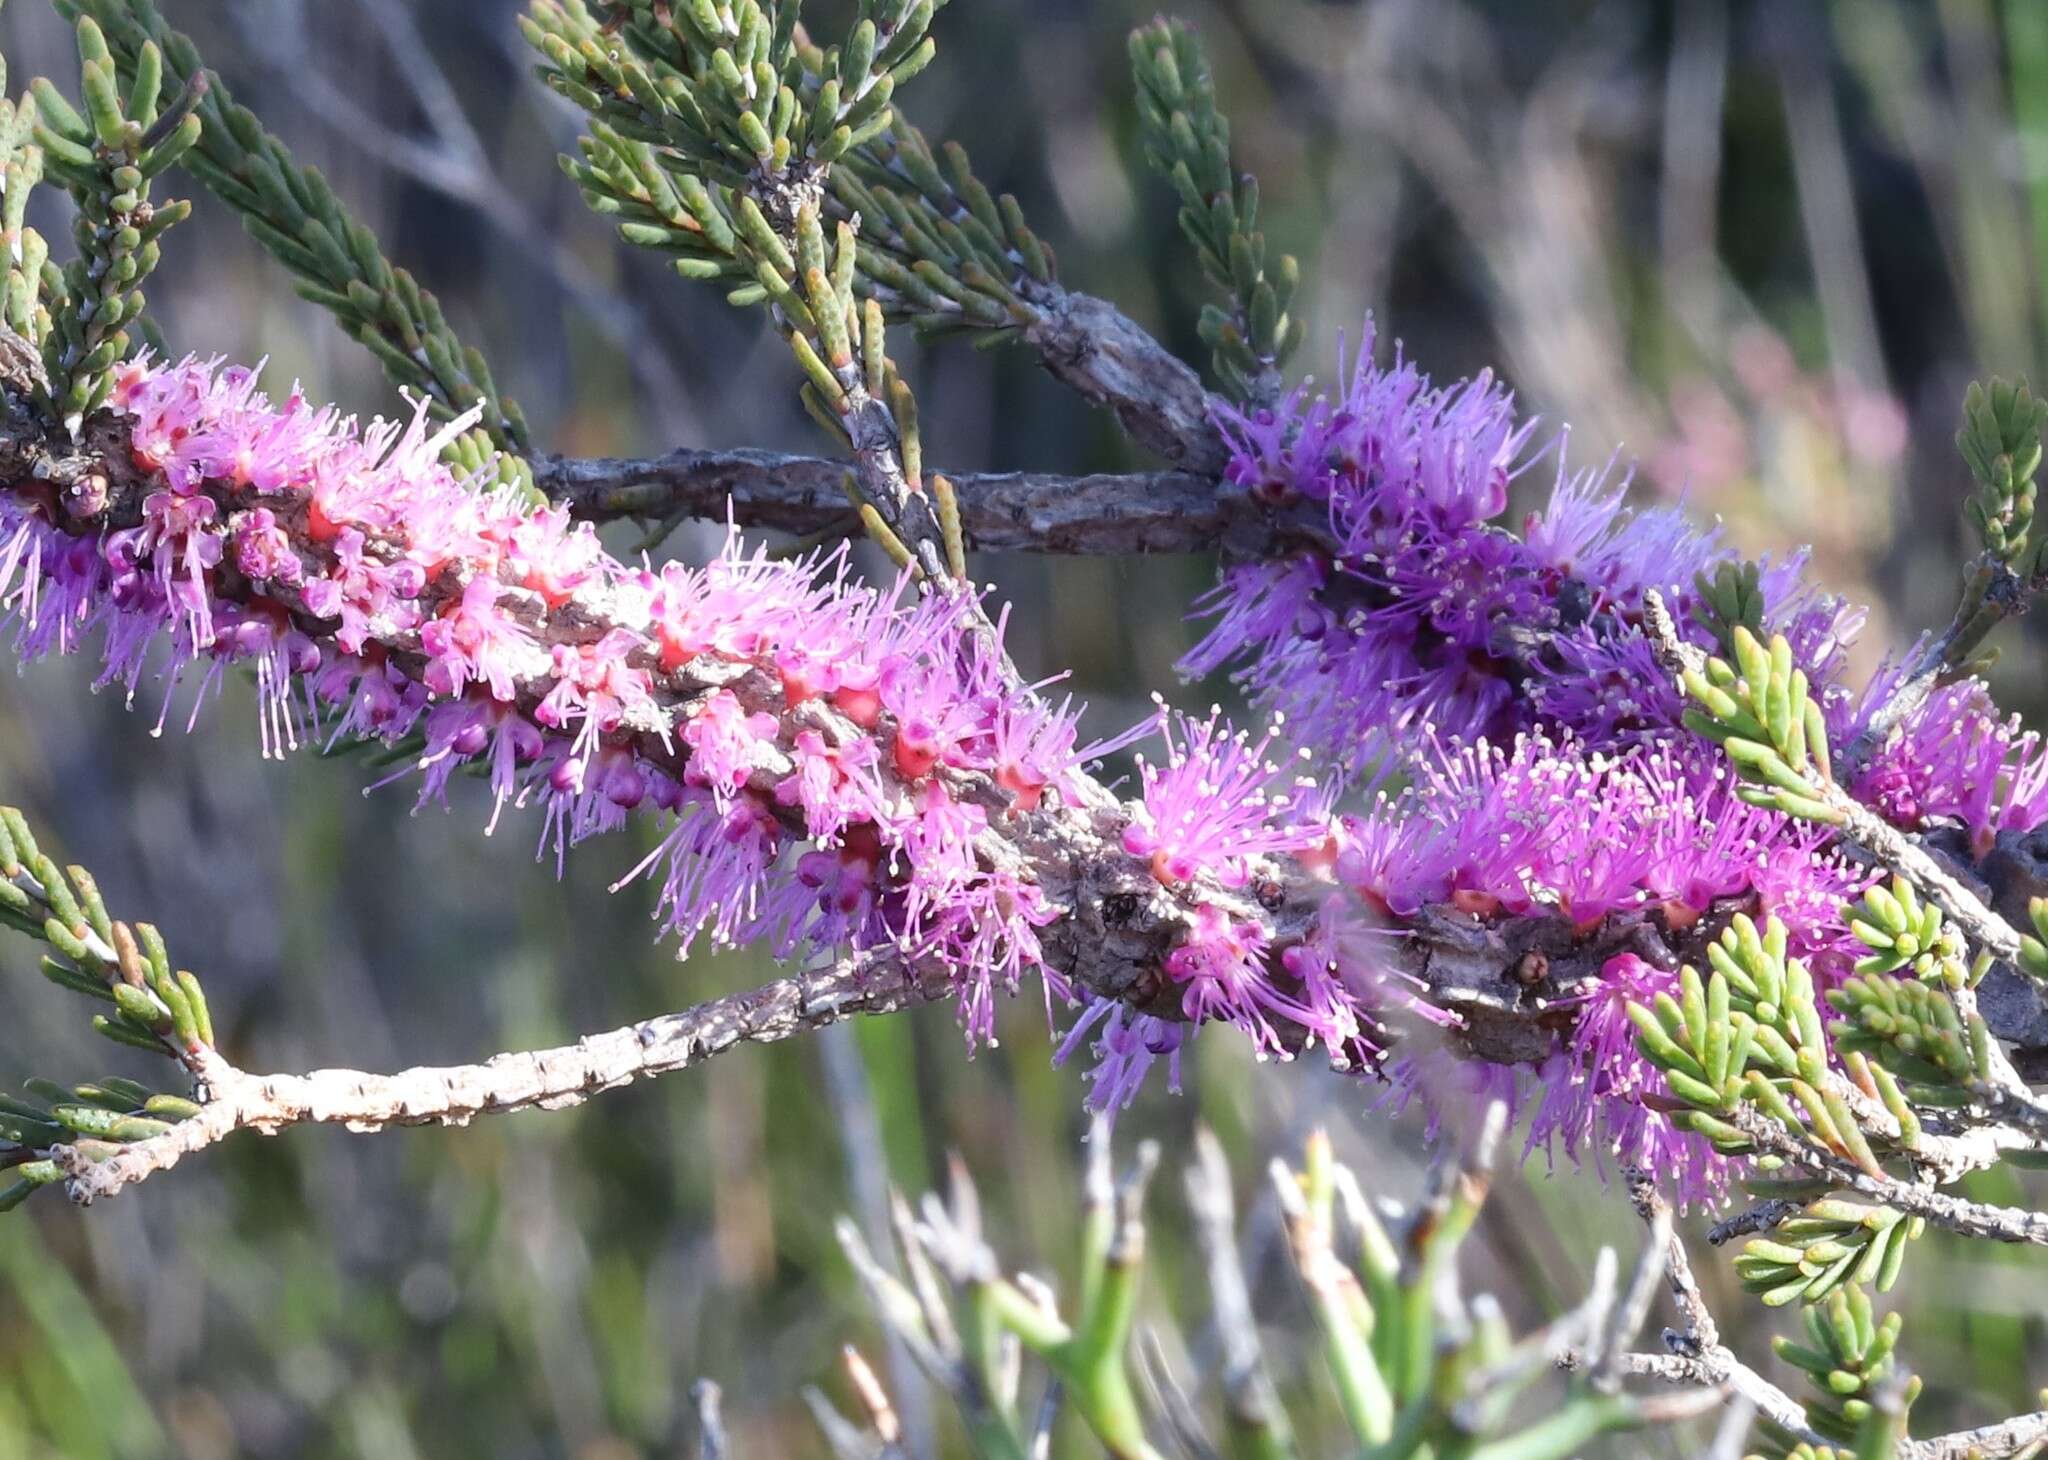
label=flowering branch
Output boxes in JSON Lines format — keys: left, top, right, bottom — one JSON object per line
{"left": 13, "top": 7, "right": 2048, "bottom": 1451}
{"left": 14, "top": 345, "right": 2048, "bottom": 1202}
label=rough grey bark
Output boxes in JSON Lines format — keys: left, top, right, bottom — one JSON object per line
{"left": 60, "top": 955, "right": 947, "bottom": 1203}
{"left": 1018, "top": 285, "right": 1232, "bottom": 476}
{"left": 538, "top": 448, "right": 1240, "bottom": 556}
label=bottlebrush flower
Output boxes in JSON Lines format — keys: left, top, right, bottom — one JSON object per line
{"left": 1190, "top": 321, "right": 1828, "bottom": 777}
{"left": 0, "top": 356, "right": 1121, "bottom": 1068}
{"left": 1851, "top": 678, "right": 2048, "bottom": 856}
{"left": 1057, "top": 1000, "right": 1187, "bottom": 1112}
{"left": 1122, "top": 707, "right": 1323, "bottom": 885}
{"left": 420, "top": 574, "right": 544, "bottom": 702}
{"left": 1163, "top": 902, "right": 1293, "bottom": 1052}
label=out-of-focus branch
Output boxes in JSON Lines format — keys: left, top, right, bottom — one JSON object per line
{"left": 1909, "top": 1411, "right": 2048, "bottom": 1460}
{"left": 56, "top": 955, "right": 947, "bottom": 1205}
{"left": 691, "top": 1380, "right": 734, "bottom": 1460}
{"left": 538, "top": 448, "right": 1239, "bottom": 556}
{"left": 1617, "top": 1172, "right": 1821, "bottom": 1447}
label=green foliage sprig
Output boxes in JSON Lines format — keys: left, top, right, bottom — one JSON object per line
{"left": 1681, "top": 625, "right": 1841, "bottom": 824}
{"left": 1958, "top": 376, "right": 2048, "bottom": 572}
{"left": 836, "top": 1139, "right": 1161, "bottom": 1459}
{"left": 1832, "top": 882, "right": 1994, "bottom": 1094}
{"left": 535, "top": 0, "right": 941, "bottom": 194}
{"left": 1128, "top": 17, "right": 1301, "bottom": 404}
{"left": 28, "top": 16, "right": 198, "bottom": 428}
{"left": 1627, "top": 915, "right": 1925, "bottom": 1194}
{"left": 1764, "top": 1287, "right": 1918, "bottom": 1456}
{"left": 1733, "top": 1199, "right": 1920, "bottom": 1308}
{"left": 2017, "top": 896, "right": 2048, "bottom": 983}
{"left": 55, "top": 0, "right": 533, "bottom": 492}
{"left": 1691, "top": 559, "right": 1768, "bottom": 656}
{"left": 0, "top": 804, "right": 212, "bottom": 1213}
{"left": 528, "top": 0, "right": 984, "bottom": 577}
{"left": 1828, "top": 970, "right": 1991, "bottom": 1091}
{"left": 528, "top": 0, "right": 1054, "bottom": 353}
{"left": 1844, "top": 877, "right": 1965, "bottom": 983}
{"left": 0, "top": 10, "right": 54, "bottom": 362}
{"left": 833, "top": 122, "right": 1054, "bottom": 342}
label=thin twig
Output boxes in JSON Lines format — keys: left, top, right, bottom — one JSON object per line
{"left": 1706, "top": 1199, "right": 1802, "bottom": 1246}
{"left": 1027, "top": 1379, "right": 1063, "bottom": 1460}
{"left": 1726, "top": 1106, "right": 2048, "bottom": 1245}
{"left": 1622, "top": 1171, "right": 1718, "bottom": 1351}
{"left": 1597, "top": 1181, "right": 1672, "bottom": 1386}
{"left": 820, "top": 1024, "right": 937, "bottom": 1459}
{"left": 1135, "top": 1330, "right": 1225, "bottom": 1460}
{"left": 1907, "top": 1409, "right": 2048, "bottom": 1460}
{"left": 1615, "top": 1172, "right": 1824, "bottom": 1449}
{"left": 1597, "top": 1351, "right": 1813, "bottom": 1443}
{"left": 692, "top": 1379, "right": 733, "bottom": 1460}
{"left": 841, "top": 1346, "right": 911, "bottom": 1460}
{"left": 53, "top": 955, "right": 948, "bottom": 1204}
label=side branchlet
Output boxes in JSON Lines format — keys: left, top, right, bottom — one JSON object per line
{"left": 0, "top": 804, "right": 213, "bottom": 1213}
{"left": 29, "top": 15, "right": 200, "bottom": 430}
{"left": 1681, "top": 625, "right": 1841, "bottom": 825}
{"left": 1128, "top": 16, "right": 1301, "bottom": 405}
{"left": 1958, "top": 376, "right": 2048, "bottom": 574}
{"left": 528, "top": 0, "right": 1052, "bottom": 357}
{"left": 57, "top": 0, "right": 534, "bottom": 493}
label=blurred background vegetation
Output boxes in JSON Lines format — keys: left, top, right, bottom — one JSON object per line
{"left": 0, "top": 0, "right": 2043, "bottom": 1454}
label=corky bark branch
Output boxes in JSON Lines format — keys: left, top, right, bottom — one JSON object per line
{"left": 56, "top": 953, "right": 948, "bottom": 1204}
{"left": 1725, "top": 1106, "right": 2048, "bottom": 1246}
{"left": 537, "top": 449, "right": 1240, "bottom": 556}
{"left": 1909, "top": 1411, "right": 2048, "bottom": 1460}
{"left": 536, "top": 280, "right": 1242, "bottom": 553}
{"left": 1016, "top": 284, "right": 1232, "bottom": 477}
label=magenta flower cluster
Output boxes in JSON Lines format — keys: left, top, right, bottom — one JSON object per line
{"left": 1075, "top": 325, "right": 2048, "bottom": 1196}
{"left": 1072, "top": 713, "right": 1871, "bottom": 1201}
{"left": 1185, "top": 323, "right": 1861, "bottom": 773}
{"left": 0, "top": 356, "right": 1130, "bottom": 1044}
{"left": 1848, "top": 674, "right": 2048, "bottom": 860}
